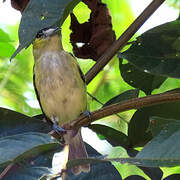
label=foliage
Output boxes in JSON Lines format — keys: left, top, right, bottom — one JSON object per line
{"left": 0, "top": 0, "right": 180, "bottom": 179}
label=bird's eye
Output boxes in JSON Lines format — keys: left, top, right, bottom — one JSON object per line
{"left": 36, "top": 30, "right": 45, "bottom": 38}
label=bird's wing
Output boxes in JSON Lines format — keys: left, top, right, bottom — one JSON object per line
{"left": 69, "top": 53, "right": 86, "bottom": 84}
{"left": 33, "top": 65, "right": 52, "bottom": 125}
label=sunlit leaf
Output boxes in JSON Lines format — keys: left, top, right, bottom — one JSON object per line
{"left": 0, "top": 29, "right": 12, "bottom": 42}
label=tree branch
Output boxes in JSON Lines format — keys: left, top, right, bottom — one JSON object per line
{"left": 72, "top": 91, "right": 180, "bottom": 128}
{"left": 50, "top": 90, "right": 180, "bottom": 139}
{"left": 85, "top": 0, "right": 166, "bottom": 84}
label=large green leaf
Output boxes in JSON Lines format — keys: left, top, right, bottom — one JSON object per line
{"left": 1, "top": 149, "right": 57, "bottom": 180}
{"left": 119, "top": 17, "right": 180, "bottom": 78}
{"left": 128, "top": 94, "right": 180, "bottom": 147}
{"left": 119, "top": 59, "right": 166, "bottom": 95}
{"left": 11, "top": 0, "right": 81, "bottom": 59}
{"left": 128, "top": 109, "right": 152, "bottom": 147}
{"left": 0, "top": 132, "right": 58, "bottom": 167}
{"left": 134, "top": 121, "right": 180, "bottom": 167}
{"left": 0, "top": 108, "right": 51, "bottom": 137}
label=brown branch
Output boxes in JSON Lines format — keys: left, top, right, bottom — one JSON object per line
{"left": 85, "top": 0, "right": 166, "bottom": 84}
{"left": 72, "top": 91, "right": 180, "bottom": 128}
{"left": 50, "top": 91, "right": 180, "bottom": 139}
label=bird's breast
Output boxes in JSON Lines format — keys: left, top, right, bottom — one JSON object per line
{"left": 34, "top": 51, "right": 87, "bottom": 125}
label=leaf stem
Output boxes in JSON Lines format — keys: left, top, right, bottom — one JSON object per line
{"left": 85, "top": 0, "right": 166, "bottom": 84}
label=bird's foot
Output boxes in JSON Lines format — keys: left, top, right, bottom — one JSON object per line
{"left": 82, "top": 110, "right": 92, "bottom": 126}
{"left": 53, "top": 122, "right": 66, "bottom": 135}
{"left": 52, "top": 115, "right": 66, "bottom": 135}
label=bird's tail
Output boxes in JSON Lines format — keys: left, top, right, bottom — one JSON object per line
{"left": 64, "top": 129, "right": 90, "bottom": 175}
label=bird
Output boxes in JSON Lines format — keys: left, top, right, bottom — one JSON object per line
{"left": 32, "top": 27, "right": 90, "bottom": 175}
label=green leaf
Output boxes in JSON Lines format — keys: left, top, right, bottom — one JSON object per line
{"left": 0, "top": 132, "right": 58, "bottom": 167}
{"left": 0, "top": 42, "right": 16, "bottom": 58}
{"left": 134, "top": 121, "right": 180, "bottom": 167}
{"left": 0, "top": 29, "right": 12, "bottom": 42}
{"left": 164, "top": 174, "right": 180, "bottom": 180}
{"left": 128, "top": 109, "right": 152, "bottom": 147}
{"left": 0, "top": 148, "right": 59, "bottom": 180}
{"left": 2, "top": 167, "right": 52, "bottom": 180}
{"left": 124, "top": 175, "right": 146, "bottom": 180}
{"left": 89, "top": 124, "right": 130, "bottom": 148}
{"left": 103, "top": 89, "right": 139, "bottom": 107}
{"left": 11, "top": 0, "right": 81, "bottom": 59}
{"left": 119, "top": 17, "right": 180, "bottom": 78}
{"left": 0, "top": 108, "right": 51, "bottom": 137}
{"left": 119, "top": 59, "right": 166, "bottom": 95}
{"left": 148, "top": 116, "right": 180, "bottom": 137}
{"left": 128, "top": 95, "right": 180, "bottom": 147}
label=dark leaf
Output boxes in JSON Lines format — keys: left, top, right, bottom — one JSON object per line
{"left": 163, "top": 174, "right": 180, "bottom": 180}
{"left": 0, "top": 132, "right": 58, "bottom": 167}
{"left": 0, "top": 147, "right": 59, "bottom": 180}
{"left": 127, "top": 150, "right": 163, "bottom": 180}
{"left": 119, "top": 59, "right": 166, "bottom": 95}
{"left": 139, "top": 167, "right": 163, "bottom": 180}
{"left": 133, "top": 121, "right": 180, "bottom": 167}
{"left": 124, "top": 175, "right": 146, "bottom": 180}
{"left": 119, "top": 17, "right": 180, "bottom": 78}
{"left": 128, "top": 109, "right": 152, "bottom": 147}
{"left": 11, "top": 0, "right": 81, "bottom": 59}
{"left": 89, "top": 124, "right": 130, "bottom": 148}
{"left": 103, "top": 89, "right": 139, "bottom": 107}
{"left": 148, "top": 116, "right": 180, "bottom": 137}
{"left": 128, "top": 98, "right": 180, "bottom": 147}
{"left": 0, "top": 108, "right": 51, "bottom": 138}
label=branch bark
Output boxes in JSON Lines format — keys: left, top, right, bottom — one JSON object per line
{"left": 85, "top": 0, "right": 166, "bottom": 84}
{"left": 72, "top": 91, "right": 180, "bottom": 129}
{"left": 50, "top": 90, "right": 180, "bottom": 139}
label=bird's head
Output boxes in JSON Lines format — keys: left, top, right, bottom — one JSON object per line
{"left": 33, "top": 27, "right": 63, "bottom": 59}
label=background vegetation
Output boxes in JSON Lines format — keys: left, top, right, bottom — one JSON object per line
{"left": 0, "top": 0, "right": 180, "bottom": 179}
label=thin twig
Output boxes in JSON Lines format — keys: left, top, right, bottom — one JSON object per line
{"left": 85, "top": 0, "right": 166, "bottom": 84}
